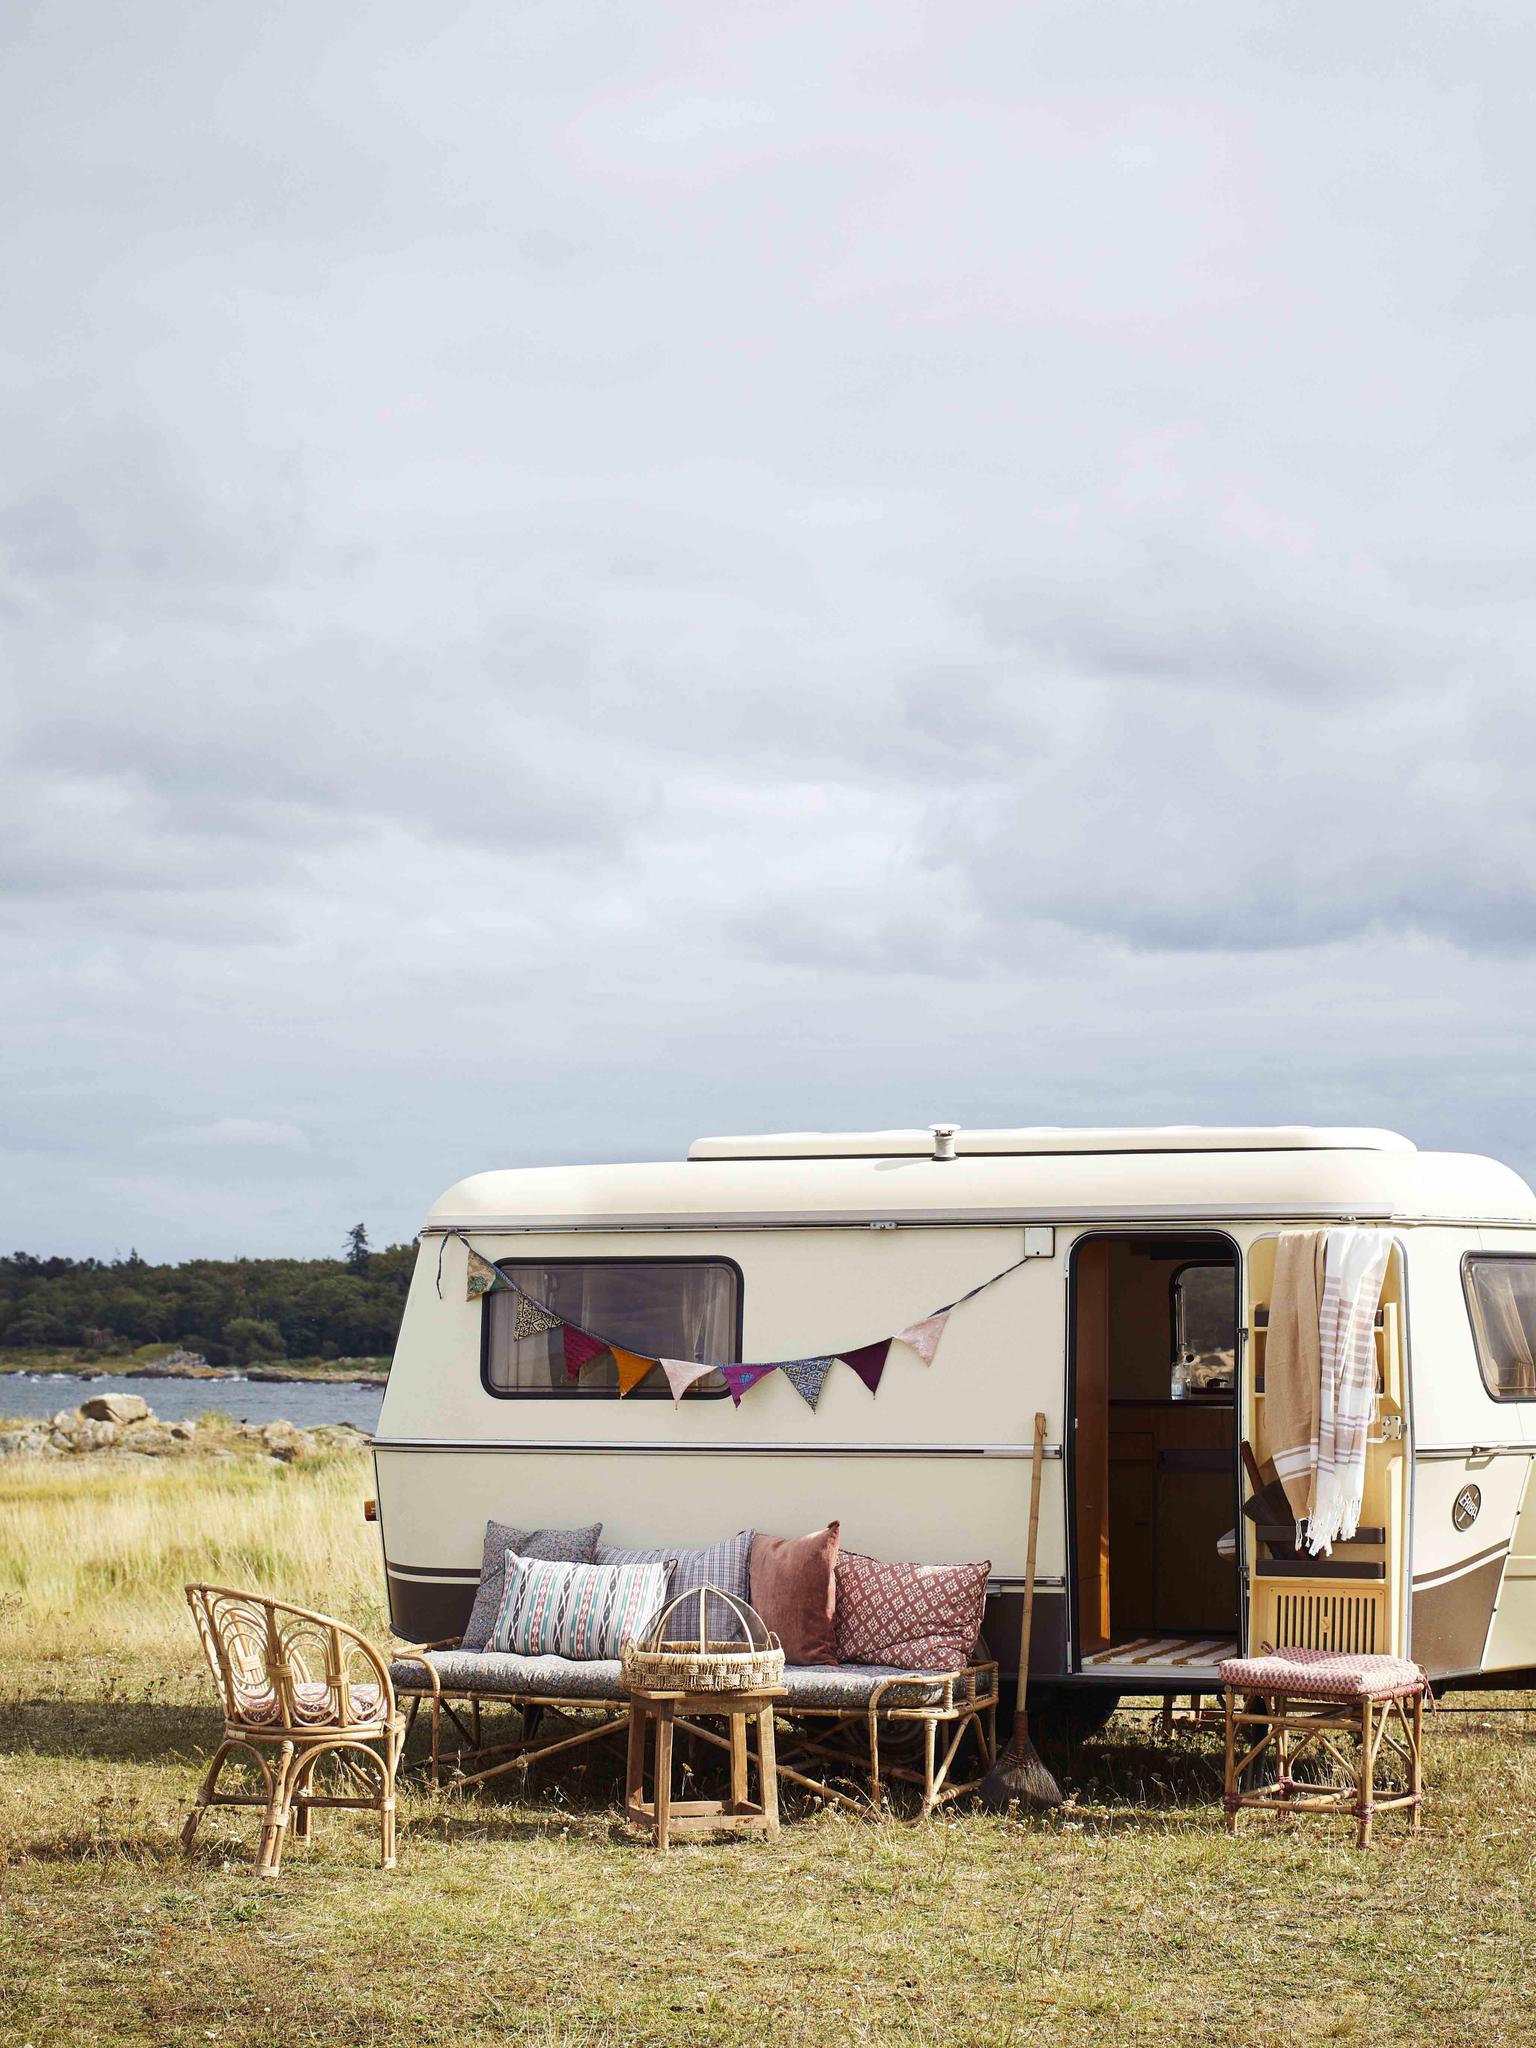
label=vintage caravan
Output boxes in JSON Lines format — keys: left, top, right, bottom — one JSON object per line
{"left": 374, "top": 1125, "right": 1536, "bottom": 1719}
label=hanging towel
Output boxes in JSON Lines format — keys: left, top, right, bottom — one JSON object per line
{"left": 1309, "top": 1227, "right": 1392, "bottom": 1555}
{"left": 1264, "top": 1229, "right": 1327, "bottom": 1535}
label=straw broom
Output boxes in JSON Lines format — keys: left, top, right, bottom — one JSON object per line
{"left": 979, "top": 1410, "right": 1063, "bottom": 1811}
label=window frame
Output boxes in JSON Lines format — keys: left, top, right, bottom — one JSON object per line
{"left": 478, "top": 1253, "right": 744, "bottom": 1401}
{"left": 1460, "top": 1250, "right": 1536, "bottom": 1404}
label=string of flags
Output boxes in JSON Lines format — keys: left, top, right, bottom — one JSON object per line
{"left": 453, "top": 1235, "right": 1027, "bottom": 1410}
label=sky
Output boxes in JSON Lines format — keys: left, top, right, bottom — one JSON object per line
{"left": 3, "top": 1, "right": 1536, "bottom": 1260}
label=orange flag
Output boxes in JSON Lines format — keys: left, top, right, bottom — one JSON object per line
{"left": 612, "top": 1346, "right": 657, "bottom": 1396}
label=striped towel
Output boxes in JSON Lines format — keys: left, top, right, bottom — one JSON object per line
{"left": 1309, "top": 1228, "right": 1391, "bottom": 1554}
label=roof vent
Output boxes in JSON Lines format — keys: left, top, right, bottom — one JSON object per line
{"left": 929, "top": 1123, "right": 959, "bottom": 1163}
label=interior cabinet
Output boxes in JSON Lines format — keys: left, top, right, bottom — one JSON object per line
{"left": 1108, "top": 1401, "right": 1236, "bottom": 1638}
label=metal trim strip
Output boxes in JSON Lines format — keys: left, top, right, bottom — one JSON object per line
{"left": 371, "top": 1437, "right": 1065, "bottom": 1459}
{"left": 420, "top": 1207, "right": 1426, "bottom": 1233}
{"left": 1414, "top": 1445, "right": 1533, "bottom": 1461}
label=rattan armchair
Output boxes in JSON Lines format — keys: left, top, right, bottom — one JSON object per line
{"left": 182, "top": 1584, "right": 405, "bottom": 1879}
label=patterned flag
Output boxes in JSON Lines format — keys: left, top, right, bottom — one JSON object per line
{"left": 465, "top": 1247, "right": 508, "bottom": 1299}
{"left": 720, "top": 1363, "right": 778, "bottom": 1407}
{"left": 611, "top": 1346, "right": 657, "bottom": 1396}
{"left": 839, "top": 1339, "right": 892, "bottom": 1395}
{"left": 563, "top": 1327, "right": 607, "bottom": 1380}
{"left": 778, "top": 1357, "right": 837, "bottom": 1410}
{"left": 893, "top": 1310, "right": 949, "bottom": 1365}
{"left": 512, "top": 1291, "right": 561, "bottom": 1341}
{"left": 661, "top": 1358, "right": 716, "bottom": 1404}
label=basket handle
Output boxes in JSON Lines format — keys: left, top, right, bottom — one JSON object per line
{"left": 641, "top": 1582, "right": 764, "bottom": 1649}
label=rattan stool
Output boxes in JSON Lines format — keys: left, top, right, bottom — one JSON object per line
{"left": 1220, "top": 1648, "right": 1428, "bottom": 1847}
{"left": 625, "top": 1685, "right": 784, "bottom": 1848}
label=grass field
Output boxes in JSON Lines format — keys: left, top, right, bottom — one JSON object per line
{"left": 4, "top": 1456, "right": 1536, "bottom": 2048}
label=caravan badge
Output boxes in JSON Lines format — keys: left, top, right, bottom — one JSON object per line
{"left": 1453, "top": 1484, "right": 1482, "bottom": 1532}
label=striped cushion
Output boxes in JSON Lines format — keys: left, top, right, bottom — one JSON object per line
{"left": 487, "top": 1553, "right": 669, "bottom": 1661}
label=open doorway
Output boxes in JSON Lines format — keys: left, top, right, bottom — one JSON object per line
{"left": 1071, "top": 1234, "right": 1240, "bottom": 1677}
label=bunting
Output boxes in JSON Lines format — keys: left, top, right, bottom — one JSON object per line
{"left": 838, "top": 1338, "right": 892, "bottom": 1396}
{"left": 778, "top": 1356, "right": 837, "bottom": 1410}
{"left": 451, "top": 1232, "right": 1030, "bottom": 1414}
{"left": 893, "top": 1309, "right": 949, "bottom": 1365}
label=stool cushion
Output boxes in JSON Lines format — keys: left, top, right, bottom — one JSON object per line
{"left": 1219, "top": 1648, "right": 1426, "bottom": 1700}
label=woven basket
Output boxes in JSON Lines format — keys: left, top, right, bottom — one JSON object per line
{"left": 621, "top": 1585, "right": 785, "bottom": 1694}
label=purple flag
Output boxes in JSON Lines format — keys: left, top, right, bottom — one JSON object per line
{"left": 839, "top": 1339, "right": 891, "bottom": 1395}
{"left": 720, "top": 1363, "right": 778, "bottom": 1407}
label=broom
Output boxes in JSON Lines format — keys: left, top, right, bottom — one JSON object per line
{"left": 979, "top": 1410, "right": 1064, "bottom": 1811}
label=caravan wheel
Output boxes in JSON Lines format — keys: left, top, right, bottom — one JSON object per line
{"left": 1020, "top": 1685, "right": 1121, "bottom": 1745}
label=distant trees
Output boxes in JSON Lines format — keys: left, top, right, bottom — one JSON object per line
{"left": 0, "top": 1239, "right": 417, "bottom": 1363}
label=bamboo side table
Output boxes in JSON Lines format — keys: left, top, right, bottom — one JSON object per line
{"left": 625, "top": 1686, "right": 784, "bottom": 1849}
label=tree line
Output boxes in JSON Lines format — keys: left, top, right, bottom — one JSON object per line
{"left": 0, "top": 1227, "right": 415, "bottom": 1365}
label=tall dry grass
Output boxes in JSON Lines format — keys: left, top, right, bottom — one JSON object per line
{"left": 0, "top": 1449, "right": 382, "bottom": 1678}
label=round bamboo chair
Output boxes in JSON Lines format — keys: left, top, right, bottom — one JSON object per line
{"left": 183, "top": 1584, "right": 405, "bottom": 1879}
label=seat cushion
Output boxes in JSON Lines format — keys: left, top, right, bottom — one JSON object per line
{"left": 461, "top": 1521, "right": 604, "bottom": 1650}
{"left": 780, "top": 1663, "right": 957, "bottom": 1709}
{"left": 834, "top": 1552, "right": 990, "bottom": 1672}
{"left": 1219, "top": 1649, "right": 1426, "bottom": 1700}
{"left": 389, "top": 1650, "right": 625, "bottom": 1701}
{"left": 238, "top": 1680, "right": 385, "bottom": 1727}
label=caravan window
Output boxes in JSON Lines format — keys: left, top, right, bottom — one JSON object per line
{"left": 482, "top": 1258, "right": 740, "bottom": 1399}
{"left": 1464, "top": 1255, "right": 1536, "bottom": 1401}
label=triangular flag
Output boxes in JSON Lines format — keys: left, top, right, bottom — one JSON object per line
{"left": 465, "top": 1247, "right": 508, "bottom": 1299}
{"left": 893, "top": 1310, "right": 949, "bottom": 1365}
{"left": 612, "top": 1346, "right": 657, "bottom": 1396}
{"left": 779, "top": 1357, "right": 836, "bottom": 1409}
{"left": 563, "top": 1327, "right": 607, "bottom": 1379}
{"left": 662, "top": 1358, "right": 716, "bottom": 1404}
{"left": 839, "top": 1339, "right": 891, "bottom": 1395}
{"left": 513, "top": 1291, "right": 561, "bottom": 1340}
{"left": 720, "top": 1363, "right": 778, "bottom": 1407}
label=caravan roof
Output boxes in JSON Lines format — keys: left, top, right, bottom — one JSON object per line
{"left": 427, "top": 1127, "right": 1536, "bottom": 1233}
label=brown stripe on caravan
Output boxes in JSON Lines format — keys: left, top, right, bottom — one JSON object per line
{"left": 1412, "top": 1554, "right": 1505, "bottom": 1679}
{"left": 1411, "top": 1540, "right": 1510, "bottom": 1592}
{"left": 387, "top": 1571, "right": 477, "bottom": 1644}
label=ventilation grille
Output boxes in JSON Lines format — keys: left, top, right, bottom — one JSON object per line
{"left": 1264, "top": 1587, "right": 1380, "bottom": 1655}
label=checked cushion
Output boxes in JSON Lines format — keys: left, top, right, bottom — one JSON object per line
{"left": 1219, "top": 1649, "right": 1427, "bottom": 1701}
{"left": 834, "top": 1551, "right": 990, "bottom": 1673}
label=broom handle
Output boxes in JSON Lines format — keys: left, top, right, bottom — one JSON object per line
{"left": 1012, "top": 1411, "right": 1047, "bottom": 1740}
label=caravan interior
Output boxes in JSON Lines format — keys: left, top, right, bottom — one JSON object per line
{"left": 1072, "top": 1235, "right": 1240, "bottom": 1682}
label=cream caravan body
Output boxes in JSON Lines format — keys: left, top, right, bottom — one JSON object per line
{"left": 375, "top": 1127, "right": 1536, "bottom": 1698}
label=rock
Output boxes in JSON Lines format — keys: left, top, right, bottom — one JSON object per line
{"left": 51, "top": 1410, "right": 73, "bottom": 1430}
{"left": 74, "top": 1419, "right": 120, "bottom": 1450}
{"left": 169, "top": 1421, "right": 195, "bottom": 1441}
{"left": 80, "top": 1393, "right": 151, "bottom": 1426}
{"left": 0, "top": 1429, "right": 46, "bottom": 1457}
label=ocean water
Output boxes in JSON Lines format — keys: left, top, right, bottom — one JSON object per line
{"left": 0, "top": 1372, "right": 385, "bottom": 1433}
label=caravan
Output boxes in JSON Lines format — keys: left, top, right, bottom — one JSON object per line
{"left": 374, "top": 1125, "right": 1536, "bottom": 1719}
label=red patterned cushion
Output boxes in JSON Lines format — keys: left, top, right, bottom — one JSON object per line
{"left": 834, "top": 1551, "right": 990, "bottom": 1672}
{"left": 1219, "top": 1649, "right": 1426, "bottom": 1701}
{"left": 238, "top": 1680, "right": 384, "bottom": 1727}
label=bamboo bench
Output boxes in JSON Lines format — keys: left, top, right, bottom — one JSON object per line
{"left": 389, "top": 1642, "right": 999, "bottom": 1819}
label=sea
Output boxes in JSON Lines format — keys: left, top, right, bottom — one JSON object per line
{"left": 0, "top": 1372, "right": 386, "bottom": 1433}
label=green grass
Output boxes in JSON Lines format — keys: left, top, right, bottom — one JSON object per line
{"left": 4, "top": 1457, "right": 1536, "bottom": 2046}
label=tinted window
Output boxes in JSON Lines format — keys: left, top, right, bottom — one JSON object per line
{"left": 1464, "top": 1255, "right": 1536, "bottom": 1401}
{"left": 1172, "top": 1263, "right": 1236, "bottom": 1395}
{"left": 483, "top": 1259, "right": 738, "bottom": 1399}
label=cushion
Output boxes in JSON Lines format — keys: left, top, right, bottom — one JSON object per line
{"left": 487, "top": 1553, "right": 670, "bottom": 1660}
{"left": 1219, "top": 1649, "right": 1427, "bottom": 1701}
{"left": 389, "top": 1650, "right": 624, "bottom": 1701}
{"left": 834, "top": 1551, "right": 991, "bottom": 1672}
{"left": 749, "top": 1523, "right": 840, "bottom": 1665}
{"left": 238, "top": 1680, "right": 385, "bottom": 1727}
{"left": 665, "top": 1530, "right": 755, "bottom": 1643}
{"left": 461, "top": 1520, "right": 603, "bottom": 1650}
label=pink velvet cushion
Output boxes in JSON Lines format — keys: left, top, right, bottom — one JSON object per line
{"left": 834, "top": 1551, "right": 990, "bottom": 1672}
{"left": 1219, "top": 1649, "right": 1426, "bottom": 1701}
{"left": 749, "top": 1523, "right": 840, "bottom": 1665}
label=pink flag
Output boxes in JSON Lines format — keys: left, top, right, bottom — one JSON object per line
{"left": 661, "top": 1358, "right": 716, "bottom": 1404}
{"left": 893, "top": 1310, "right": 950, "bottom": 1365}
{"left": 562, "top": 1327, "right": 607, "bottom": 1380}
{"left": 839, "top": 1339, "right": 891, "bottom": 1396}
{"left": 721, "top": 1363, "right": 777, "bottom": 1407}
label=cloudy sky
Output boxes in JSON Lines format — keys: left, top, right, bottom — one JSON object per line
{"left": 4, "top": 1, "right": 1535, "bottom": 1259}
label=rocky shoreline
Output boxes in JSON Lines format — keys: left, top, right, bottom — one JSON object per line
{"left": 1, "top": 1345, "right": 387, "bottom": 1387}
{"left": 0, "top": 1392, "right": 371, "bottom": 1462}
